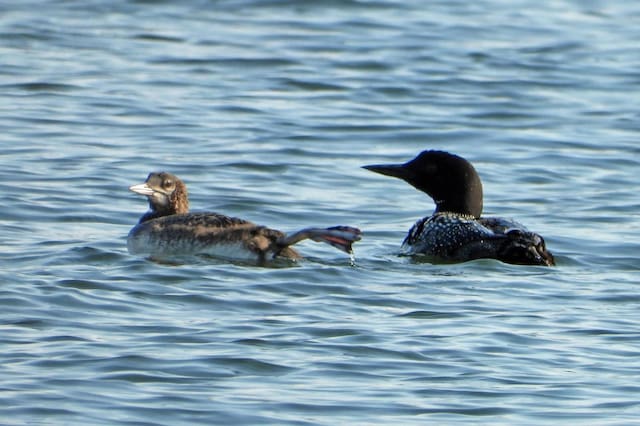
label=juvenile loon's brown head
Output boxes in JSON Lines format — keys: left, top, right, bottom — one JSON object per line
{"left": 129, "top": 172, "right": 189, "bottom": 222}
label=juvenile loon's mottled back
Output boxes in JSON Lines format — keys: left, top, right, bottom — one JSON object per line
{"left": 127, "top": 172, "right": 362, "bottom": 264}
{"left": 363, "top": 150, "right": 554, "bottom": 266}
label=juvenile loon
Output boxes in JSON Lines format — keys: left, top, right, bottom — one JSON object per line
{"left": 363, "top": 150, "right": 555, "bottom": 266}
{"left": 127, "top": 172, "right": 362, "bottom": 263}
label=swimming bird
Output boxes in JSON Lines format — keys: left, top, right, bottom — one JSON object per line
{"left": 127, "top": 172, "right": 362, "bottom": 263}
{"left": 363, "top": 150, "right": 555, "bottom": 266}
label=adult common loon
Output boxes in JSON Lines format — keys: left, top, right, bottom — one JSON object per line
{"left": 363, "top": 150, "right": 555, "bottom": 266}
{"left": 127, "top": 172, "right": 362, "bottom": 263}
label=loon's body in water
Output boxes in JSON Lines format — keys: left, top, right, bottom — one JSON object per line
{"left": 127, "top": 172, "right": 361, "bottom": 263}
{"left": 363, "top": 150, "right": 554, "bottom": 266}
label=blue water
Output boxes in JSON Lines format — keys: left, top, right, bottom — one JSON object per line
{"left": 2, "top": 1, "right": 640, "bottom": 424}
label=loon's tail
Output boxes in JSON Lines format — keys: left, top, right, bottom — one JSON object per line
{"left": 497, "top": 229, "right": 555, "bottom": 266}
{"left": 279, "top": 226, "right": 362, "bottom": 254}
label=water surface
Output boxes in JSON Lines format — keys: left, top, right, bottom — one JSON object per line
{"left": 2, "top": 1, "right": 640, "bottom": 424}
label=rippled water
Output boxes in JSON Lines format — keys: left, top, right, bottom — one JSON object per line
{"left": 2, "top": 1, "right": 640, "bottom": 424}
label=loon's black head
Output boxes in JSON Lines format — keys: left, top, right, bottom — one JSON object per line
{"left": 363, "top": 150, "right": 483, "bottom": 219}
{"left": 129, "top": 172, "right": 189, "bottom": 222}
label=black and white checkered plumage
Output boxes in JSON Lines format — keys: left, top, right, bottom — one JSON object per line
{"left": 402, "top": 212, "right": 552, "bottom": 265}
{"left": 364, "top": 150, "right": 555, "bottom": 266}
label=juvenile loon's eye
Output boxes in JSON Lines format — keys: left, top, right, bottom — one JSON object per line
{"left": 163, "top": 179, "right": 174, "bottom": 190}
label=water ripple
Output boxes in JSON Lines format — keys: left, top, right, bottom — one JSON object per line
{"left": 2, "top": 0, "right": 640, "bottom": 424}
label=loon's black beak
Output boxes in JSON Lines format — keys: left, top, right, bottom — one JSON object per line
{"left": 362, "top": 163, "right": 410, "bottom": 181}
